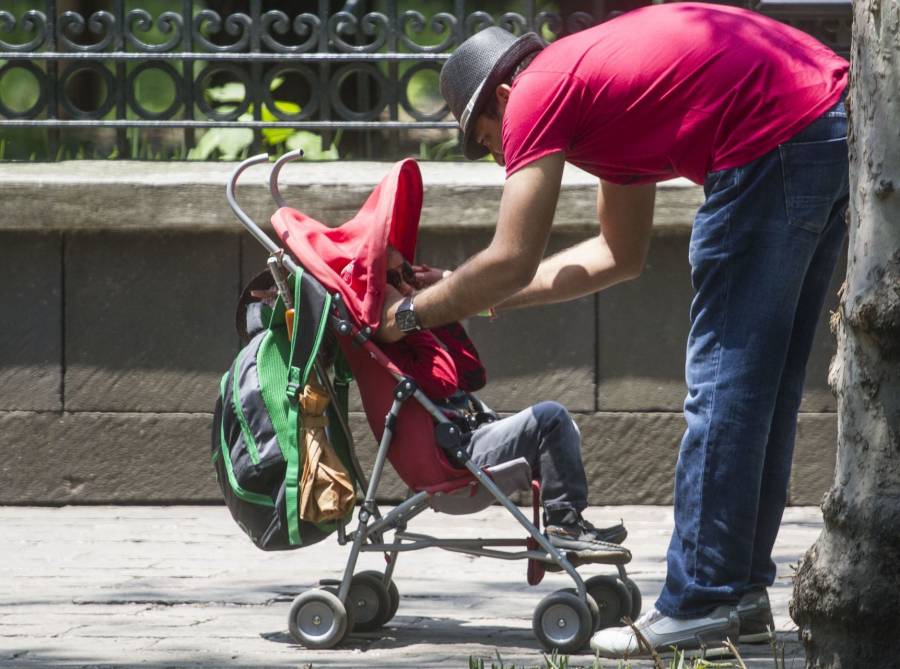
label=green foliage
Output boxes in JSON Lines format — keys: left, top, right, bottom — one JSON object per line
{"left": 186, "top": 76, "right": 339, "bottom": 161}
{"left": 466, "top": 647, "right": 766, "bottom": 669}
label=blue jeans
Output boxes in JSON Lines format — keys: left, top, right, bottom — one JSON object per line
{"left": 464, "top": 401, "right": 588, "bottom": 515}
{"left": 656, "top": 97, "right": 849, "bottom": 618}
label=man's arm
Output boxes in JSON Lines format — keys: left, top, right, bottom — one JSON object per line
{"left": 377, "top": 152, "right": 566, "bottom": 342}
{"left": 495, "top": 179, "right": 656, "bottom": 310}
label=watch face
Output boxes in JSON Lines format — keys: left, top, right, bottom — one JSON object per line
{"left": 397, "top": 306, "right": 419, "bottom": 332}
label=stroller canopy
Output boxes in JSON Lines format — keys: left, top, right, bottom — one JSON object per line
{"left": 271, "top": 158, "right": 422, "bottom": 331}
{"left": 271, "top": 158, "right": 469, "bottom": 491}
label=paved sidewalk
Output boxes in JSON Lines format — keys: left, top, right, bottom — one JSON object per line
{"left": 0, "top": 505, "right": 820, "bottom": 668}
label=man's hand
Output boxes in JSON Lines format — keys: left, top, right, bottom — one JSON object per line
{"left": 375, "top": 153, "right": 565, "bottom": 338}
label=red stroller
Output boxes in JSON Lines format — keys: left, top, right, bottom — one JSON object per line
{"left": 225, "top": 150, "right": 642, "bottom": 653}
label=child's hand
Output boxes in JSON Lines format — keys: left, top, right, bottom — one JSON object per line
{"left": 413, "top": 264, "right": 451, "bottom": 288}
{"left": 250, "top": 287, "right": 279, "bottom": 307}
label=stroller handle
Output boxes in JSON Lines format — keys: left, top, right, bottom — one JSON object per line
{"left": 269, "top": 148, "right": 304, "bottom": 209}
{"left": 226, "top": 152, "right": 301, "bottom": 276}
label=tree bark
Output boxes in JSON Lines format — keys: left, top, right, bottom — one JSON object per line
{"left": 791, "top": 0, "right": 900, "bottom": 665}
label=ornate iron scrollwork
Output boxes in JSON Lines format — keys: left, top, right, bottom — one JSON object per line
{"left": 193, "top": 10, "right": 252, "bottom": 53}
{"left": 0, "top": 2, "right": 851, "bottom": 160}
{"left": 398, "top": 11, "right": 457, "bottom": 53}
{"left": 0, "top": 61, "right": 47, "bottom": 118}
{"left": 125, "top": 9, "right": 184, "bottom": 53}
{"left": 0, "top": 9, "right": 48, "bottom": 52}
{"left": 327, "top": 11, "right": 391, "bottom": 53}
{"left": 58, "top": 10, "right": 116, "bottom": 52}
{"left": 260, "top": 10, "right": 321, "bottom": 54}
{"left": 126, "top": 62, "right": 184, "bottom": 121}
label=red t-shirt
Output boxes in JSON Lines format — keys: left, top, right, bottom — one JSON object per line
{"left": 502, "top": 3, "right": 849, "bottom": 185}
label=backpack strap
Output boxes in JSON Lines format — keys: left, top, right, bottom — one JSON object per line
{"left": 325, "top": 349, "right": 355, "bottom": 477}
{"left": 284, "top": 270, "right": 333, "bottom": 546}
{"left": 332, "top": 349, "right": 353, "bottom": 428}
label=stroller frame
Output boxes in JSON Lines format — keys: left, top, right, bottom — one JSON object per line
{"left": 226, "top": 151, "right": 637, "bottom": 652}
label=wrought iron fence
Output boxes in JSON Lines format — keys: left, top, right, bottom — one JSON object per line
{"left": 0, "top": 0, "right": 851, "bottom": 160}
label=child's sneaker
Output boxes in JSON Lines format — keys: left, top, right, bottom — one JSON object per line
{"left": 545, "top": 515, "right": 631, "bottom": 562}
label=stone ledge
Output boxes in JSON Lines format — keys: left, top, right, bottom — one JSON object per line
{"left": 0, "top": 161, "right": 702, "bottom": 233}
{"left": 2, "top": 410, "right": 836, "bottom": 506}
{"left": 0, "top": 411, "right": 218, "bottom": 505}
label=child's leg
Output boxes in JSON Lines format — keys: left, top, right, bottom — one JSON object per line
{"left": 465, "top": 402, "right": 627, "bottom": 550}
{"left": 465, "top": 401, "right": 587, "bottom": 515}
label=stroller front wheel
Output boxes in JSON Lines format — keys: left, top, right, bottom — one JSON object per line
{"left": 288, "top": 589, "right": 351, "bottom": 649}
{"left": 532, "top": 590, "right": 593, "bottom": 653}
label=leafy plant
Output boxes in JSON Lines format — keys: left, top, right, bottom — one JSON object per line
{"left": 187, "top": 77, "right": 339, "bottom": 161}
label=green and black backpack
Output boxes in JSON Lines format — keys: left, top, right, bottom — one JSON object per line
{"left": 211, "top": 270, "right": 356, "bottom": 551}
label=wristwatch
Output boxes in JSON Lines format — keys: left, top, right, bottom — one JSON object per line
{"left": 395, "top": 295, "right": 422, "bottom": 334}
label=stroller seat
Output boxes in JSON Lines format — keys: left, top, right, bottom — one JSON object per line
{"left": 427, "top": 457, "right": 532, "bottom": 515}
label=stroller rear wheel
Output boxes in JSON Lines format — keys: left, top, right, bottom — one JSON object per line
{"left": 288, "top": 589, "right": 351, "bottom": 649}
{"left": 532, "top": 590, "right": 593, "bottom": 653}
{"left": 355, "top": 569, "right": 400, "bottom": 627}
{"left": 584, "top": 574, "right": 633, "bottom": 630}
{"left": 348, "top": 572, "right": 392, "bottom": 632}
{"left": 623, "top": 576, "right": 642, "bottom": 621}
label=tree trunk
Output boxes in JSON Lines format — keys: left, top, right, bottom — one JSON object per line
{"left": 790, "top": 0, "right": 900, "bottom": 665}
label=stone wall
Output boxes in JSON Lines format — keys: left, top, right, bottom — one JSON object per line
{"left": 0, "top": 161, "right": 841, "bottom": 506}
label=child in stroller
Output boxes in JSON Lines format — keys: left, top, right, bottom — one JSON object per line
{"left": 378, "top": 245, "right": 629, "bottom": 559}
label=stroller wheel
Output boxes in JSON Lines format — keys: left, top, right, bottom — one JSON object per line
{"left": 356, "top": 570, "right": 400, "bottom": 627}
{"left": 347, "top": 572, "right": 391, "bottom": 632}
{"left": 288, "top": 589, "right": 350, "bottom": 649}
{"left": 558, "top": 588, "right": 601, "bottom": 631}
{"left": 623, "top": 576, "right": 643, "bottom": 620}
{"left": 532, "top": 590, "right": 593, "bottom": 653}
{"left": 584, "top": 575, "right": 633, "bottom": 631}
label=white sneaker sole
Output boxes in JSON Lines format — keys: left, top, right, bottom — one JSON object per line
{"left": 594, "top": 643, "right": 735, "bottom": 661}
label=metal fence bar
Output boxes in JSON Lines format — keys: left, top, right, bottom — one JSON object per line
{"left": 0, "top": 119, "right": 457, "bottom": 128}
{"left": 0, "top": 52, "right": 451, "bottom": 61}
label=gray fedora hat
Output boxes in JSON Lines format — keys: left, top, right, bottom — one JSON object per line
{"left": 440, "top": 27, "right": 544, "bottom": 160}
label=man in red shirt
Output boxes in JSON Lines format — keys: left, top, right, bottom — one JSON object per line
{"left": 377, "top": 3, "right": 849, "bottom": 656}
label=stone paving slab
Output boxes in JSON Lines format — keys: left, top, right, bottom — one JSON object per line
{"left": 0, "top": 505, "right": 819, "bottom": 668}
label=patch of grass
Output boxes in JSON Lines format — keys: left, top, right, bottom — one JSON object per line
{"left": 466, "top": 644, "right": 771, "bottom": 669}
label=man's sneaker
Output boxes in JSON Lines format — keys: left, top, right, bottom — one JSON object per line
{"left": 545, "top": 518, "right": 631, "bottom": 561}
{"left": 590, "top": 606, "right": 740, "bottom": 658}
{"left": 738, "top": 589, "right": 775, "bottom": 643}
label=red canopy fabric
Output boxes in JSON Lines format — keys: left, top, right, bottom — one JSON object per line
{"left": 271, "top": 158, "right": 469, "bottom": 490}
{"left": 271, "top": 158, "right": 422, "bottom": 331}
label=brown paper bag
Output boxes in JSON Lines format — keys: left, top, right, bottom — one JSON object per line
{"left": 298, "top": 380, "right": 356, "bottom": 523}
